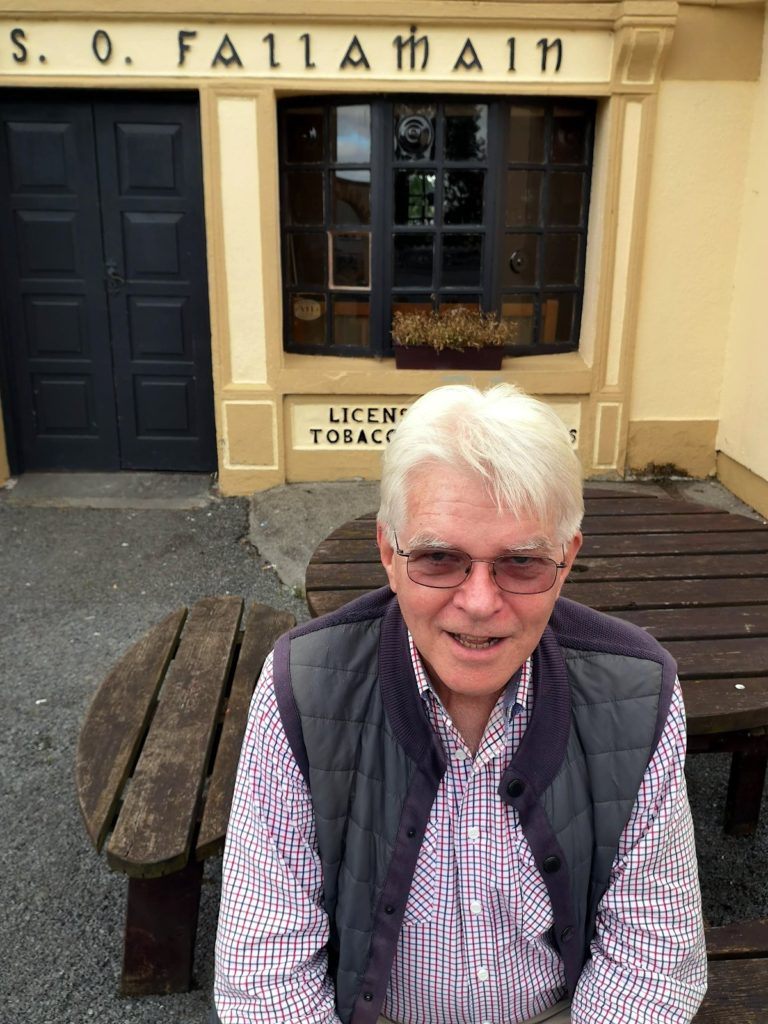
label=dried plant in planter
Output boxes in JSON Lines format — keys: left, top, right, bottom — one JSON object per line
{"left": 391, "top": 306, "right": 516, "bottom": 352}
{"left": 391, "top": 306, "right": 517, "bottom": 369}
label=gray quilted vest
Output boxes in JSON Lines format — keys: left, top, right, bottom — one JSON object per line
{"left": 272, "top": 588, "right": 677, "bottom": 1024}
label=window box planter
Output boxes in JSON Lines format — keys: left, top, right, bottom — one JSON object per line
{"left": 393, "top": 344, "right": 504, "bottom": 371}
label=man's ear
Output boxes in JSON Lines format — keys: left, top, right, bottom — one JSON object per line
{"left": 377, "top": 521, "right": 398, "bottom": 593}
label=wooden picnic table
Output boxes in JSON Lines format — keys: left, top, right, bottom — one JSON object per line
{"left": 75, "top": 597, "right": 295, "bottom": 995}
{"left": 305, "top": 486, "right": 768, "bottom": 836}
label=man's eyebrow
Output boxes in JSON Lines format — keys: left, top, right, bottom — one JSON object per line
{"left": 405, "top": 534, "right": 456, "bottom": 550}
{"left": 501, "top": 537, "right": 556, "bottom": 555}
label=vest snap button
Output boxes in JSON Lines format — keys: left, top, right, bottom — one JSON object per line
{"left": 407, "top": 828, "right": 416, "bottom": 837}
{"left": 384, "top": 904, "right": 395, "bottom": 914}
{"left": 363, "top": 992, "right": 373, "bottom": 1001}
{"left": 506, "top": 778, "right": 525, "bottom": 798}
{"left": 543, "top": 855, "right": 561, "bottom": 873}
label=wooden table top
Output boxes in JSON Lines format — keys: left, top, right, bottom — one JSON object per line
{"left": 305, "top": 487, "right": 768, "bottom": 738}
{"left": 75, "top": 597, "right": 295, "bottom": 878}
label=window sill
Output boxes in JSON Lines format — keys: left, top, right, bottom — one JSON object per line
{"left": 277, "top": 348, "right": 593, "bottom": 396}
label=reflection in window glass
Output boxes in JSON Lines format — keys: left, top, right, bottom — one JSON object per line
{"left": 285, "top": 109, "right": 324, "bottom": 163}
{"left": 392, "top": 294, "right": 433, "bottom": 315}
{"left": 286, "top": 234, "right": 325, "bottom": 286}
{"left": 442, "top": 234, "right": 483, "bottom": 287}
{"left": 445, "top": 105, "right": 487, "bottom": 161}
{"left": 333, "top": 296, "right": 370, "bottom": 347}
{"left": 285, "top": 172, "right": 324, "bottom": 225}
{"left": 501, "top": 294, "right": 535, "bottom": 346}
{"left": 444, "top": 171, "right": 484, "bottom": 225}
{"left": 332, "top": 171, "right": 371, "bottom": 225}
{"left": 546, "top": 293, "right": 575, "bottom": 343}
{"left": 394, "top": 171, "right": 436, "bottom": 225}
{"left": 439, "top": 297, "right": 480, "bottom": 313}
{"left": 505, "top": 170, "right": 543, "bottom": 227}
{"left": 543, "top": 234, "right": 579, "bottom": 285}
{"left": 502, "top": 234, "right": 538, "bottom": 288}
{"left": 394, "top": 104, "right": 436, "bottom": 160}
{"left": 394, "top": 234, "right": 434, "bottom": 287}
{"left": 548, "top": 172, "right": 584, "bottom": 226}
{"left": 333, "top": 106, "right": 371, "bottom": 163}
{"left": 290, "top": 293, "right": 326, "bottom": 346}
{"left": 507, "top": 107, "right": 545, "bottom": 164}
{"left": 552, "top": 108, "right": 589, "bottom": 164}
{"left": 332, "top": 233, "right": 370, "bottom": 288}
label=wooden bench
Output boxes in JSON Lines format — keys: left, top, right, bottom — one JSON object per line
{"left": 75, "top": 596, "right": 295, "bottom": 995}
{"left": 696, "top": 919, "right": 768, "bottom": 1021}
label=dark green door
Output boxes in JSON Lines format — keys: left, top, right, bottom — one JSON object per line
{"left": 0, "top": 91, "right": 216, "bottom": 472}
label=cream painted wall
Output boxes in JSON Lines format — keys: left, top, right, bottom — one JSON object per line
{"left": 630, "top": 80, "right": 755, "bottom": 422}
{"left": 717, "top": 15, "right": 768, "bottom": 484}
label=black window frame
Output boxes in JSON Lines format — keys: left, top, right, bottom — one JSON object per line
{"left": 278, "top": 94, "right": 595, "bottom": 358}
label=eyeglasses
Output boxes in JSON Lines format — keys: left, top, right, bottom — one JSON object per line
{"left": 393, "top": 533, "right": 567, "bottom": 595}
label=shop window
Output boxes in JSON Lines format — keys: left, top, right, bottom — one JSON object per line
{"left": 279, "top": 97, "right": 594, "bottom": 357}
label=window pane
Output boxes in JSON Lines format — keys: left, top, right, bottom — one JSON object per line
{"left": 285, "top": 171, "right": 324, "bottom": 225}
{"left": 333, "top": 296, "right": 370, "bottom": 347}
{"left": 507, "top": 106, "right": 545, "bottom": 164}
{"left": 438, "top": 297, "right": 480, "bottom": 313}
{"left": 502, "top": 234, "right": 538, "bottom": 287}
{"left": 285, "top": 109, "right": 324, "bottom": 163}
{"left": 444, "top": 104, "right": 487, "bottom": 161}
{"left": 394, "top": 171, "right": 436, "bottom": 225}
{"left": 444, "top": 171, "right": 484, "bottom": 225}
{"left": 290, "top": 293, "right": 326, "bottom": 346}
{"left": 332, "top": 233, "right": 370, "bottom": 288}
{"left": 501, "top": 294, "right": 536, "bottom": 346}
{"left": 394, "top": 234, "right": 434, "bottom": 287}
{"left": 442, "top": 234, "right": 483, "bottom": 287}
{"left": 552, "top": 107, "right": 589, "bottom": 164}
{"left": 392, "top": 294, "right": 433, "bottom": 315}
{"left": 394, "top": 104, "right": 436, "bottom": 160}
{"left": 286, "top": 233, "right": 325, "bottom": 286}
{"left": 506, "top": 170, "right": 543, "bottom": 226}
{"left": 333, "top": 170, "right": 371, "bottom": 225}
{"left": 332, "top": 105, "right": 371, "bottom": 163}
{"left": 542, "top": 293, "right": 576, "bottom": 344}
{"left": 543, "top": 234, "right": 579, "bottom": 285}
{"left": 548, "top": 172, "right": 585, "bottom": 226}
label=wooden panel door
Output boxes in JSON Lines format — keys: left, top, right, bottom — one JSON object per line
{"left": 0, "top": 94, "right": 121, "bottom": 469}
{"left": 0, "top": 91, "right": 216, "bottom": 473}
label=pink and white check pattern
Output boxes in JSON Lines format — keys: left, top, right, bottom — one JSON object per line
{"left": 214, "top": 638, "right": 707, "bottom": 1024}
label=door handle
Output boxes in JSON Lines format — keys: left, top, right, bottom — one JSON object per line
{"left": 105, "top": 259, "right": 125, "bottom": 292}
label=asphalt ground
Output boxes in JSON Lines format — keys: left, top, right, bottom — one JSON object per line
{"left": 1, "top": 473, "right": 766, "bottom": 1024}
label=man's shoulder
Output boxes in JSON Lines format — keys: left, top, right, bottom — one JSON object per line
{"left": 550, "top": 596, "right": 672, "bottom": 667}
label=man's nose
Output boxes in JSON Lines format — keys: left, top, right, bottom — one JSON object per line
{"left": 452, "top": 559, "right": 504, "bottom": 614}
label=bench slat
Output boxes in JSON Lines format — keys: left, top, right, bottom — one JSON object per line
{"left": 684, "top": 679, "right": 768, "bottom": 734}
{"left": 564, "top": 577, "right": 768, "bottom": 611}
{"left": 611, "top": 606, "right": 768, "bottom": 640}
{"left": 706, "top": 919, "right": 768, "bottom": 960}
{"left": 107, "top": 596, "right": 243, "bottom": 877}
{"left": 694, "top": 958, "right": 768, "bottom": 1021}
{"left": 75, "top": 609, "right": 186, "bottom": 852}
{"left": 196, "top": 603, "right": 296, "bottom": 860}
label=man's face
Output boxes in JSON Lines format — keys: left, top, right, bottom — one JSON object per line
{"left": 377, "top": 465, "right": 582, "bottom": 708}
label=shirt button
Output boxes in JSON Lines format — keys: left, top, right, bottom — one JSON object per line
{"left": 467, "top": 826, "right": 480, "bottom": 841}
{"left": 477, "top": 966, "right": 489, "bottom": 982}
{"left": 470, "top": 900, "right": 482, "bottom": 915}
{"left": 455, "top": 748, "right": 468, "bottom": 761}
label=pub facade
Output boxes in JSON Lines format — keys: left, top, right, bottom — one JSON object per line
{"left": 1, "top": 0, "right": 766, "bottom": 516}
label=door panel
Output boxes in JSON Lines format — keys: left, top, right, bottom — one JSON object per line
{"left": 0, "top": 98, "right": 120, "bottom": 469}
{"left": 96, "top": 96, "right": 216, "bottom": 471}
{"left": 0, "top": 91, "right": 216, "bottom": 473}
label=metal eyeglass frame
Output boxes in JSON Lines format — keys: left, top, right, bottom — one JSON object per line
{"left": 393, "top": 532, "right": 568, "bottom": 596}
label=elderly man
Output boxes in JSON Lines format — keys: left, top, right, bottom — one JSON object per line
{"left": 213, "top": 384, "right": 707, "bottom": 1024}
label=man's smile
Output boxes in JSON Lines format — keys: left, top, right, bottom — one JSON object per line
{"left": 448, "top": 631, "right": 505, "bottom": 650}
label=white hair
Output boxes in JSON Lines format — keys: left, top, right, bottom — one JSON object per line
{"left": 378, "top": 384, "right": 584, "bottom": 545}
